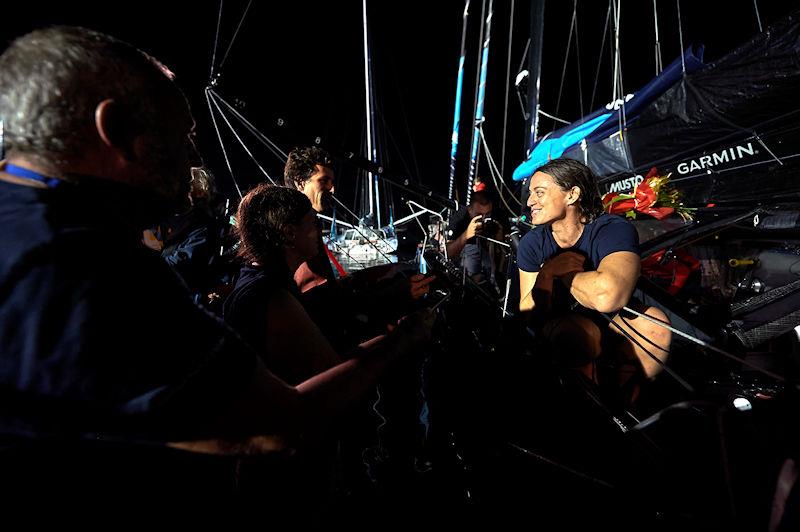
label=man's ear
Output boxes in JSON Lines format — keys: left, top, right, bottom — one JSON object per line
{"left": 95, "top": 99, "right": 135, "bottom": 161}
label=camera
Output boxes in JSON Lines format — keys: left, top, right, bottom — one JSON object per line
{"left": 481, "top": 215, "right": 500, "bottom": 235}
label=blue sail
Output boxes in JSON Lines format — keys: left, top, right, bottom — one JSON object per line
{"left": 512, "top": 46, "right": 706, "bottom": 182}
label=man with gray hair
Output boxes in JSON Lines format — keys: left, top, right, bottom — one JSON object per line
{"left": 0, "top": 26, "right": 432, "bottom": 494}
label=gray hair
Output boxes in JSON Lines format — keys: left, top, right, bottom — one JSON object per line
{"left": 0, "top": 26, "right": 180, "bottom": 168}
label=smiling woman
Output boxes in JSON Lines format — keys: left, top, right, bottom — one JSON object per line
{"left": 526, "top": 158, "right": 604, "bottom": 227}
{"left": 517, "top": 158, "right": 670, "bottom": 406}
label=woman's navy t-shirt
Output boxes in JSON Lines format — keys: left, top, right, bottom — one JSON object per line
{"left": 517, "top": 213, "right": 639, "bottom": 273}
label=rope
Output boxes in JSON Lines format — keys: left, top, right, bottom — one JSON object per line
{"left": 676, "top": 0, "right": 686, "bottom": 75}
{"left": 614, "top": 0, "right": 627, "bottom": 131}
{"left": 209, "top": 0, "right": 224, "bottom": 80}
{"left": 517, "top": 38, "right": 531, "bottom": 76}
{"left": 621, "top": 306, "right": 786, "bottom": 383}
{"left": 652, "top": 0, "right": 663, "bottom": 75}
{"left": 448, "top": 0, "right": 472, "bottom": 201}
{"left": 553, "top": 3, "right": 577, "bottom": 130}
{"left": 500, "top": 0, "right": 515, "bottom": 177}
{"left": 479, "top": 127, "right": 523, "bottom": 214}
{"left": 208, "top": 92, "right": 277, "bottom": 185}
{"left": 611, "top": 0, "right": 621, "bottom": 102}
{"left": 323, "top": 233, "right": 370, "bottom": 273}
{"left": 515, "top": 37, "right": 532, "bottom": 120}
{"left": 602, "top": 312, "right": 695, "bottom": 393}
{"left": 217, "top": 0, "right": 254, "bottom": 72}
{"left": 466, "top": 0, "right": 488, "bottom": 206}
{"left": 210, "top": 89, "right": 287, "bottom": 163}
{"left": 204, "top": 89, "right": 243, "bottom": 199}
{"left": 589, "top": 1, "right": 612, "bottom": 111}
{"left": 753, "top": 0, "right": 763, "bottom": 33}
{"left": 573, "top": 0, "right": 585, "bottom": 119}
{"left": 329, "top": 194, "right": 395, "bottom": 263}
{"left": 538, "top": 109, "right": 571, "bottom": 125}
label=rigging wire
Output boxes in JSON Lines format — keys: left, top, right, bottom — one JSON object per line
{"left": 538, "top": 109, "right": 571, "bottom": 125}
{"left": 370, "top": 61, "right": 383, "bottom": 229}
{"left": 621, "top": 306, "right": 787, "bottom": 383}
{"left": 617, "top": 1, "right": 627, "bottom": 131}
{"left": 625, "top": 108, "right": 800, "bottom": 177}
{"left": 610, "top": 0, "right": 627, "bottom": 136}
{"left": 329, "top": 194, "right": 395, "bottom": 263}
{"left": 210, "top": 93, "right": 397, "bottom": 261}
{"left": 515, "top": 37, "right": 531, "bottom": 120}
{"left": 553, "top": 2, "right": 578, "bottom": 132}
{"left": 753, "top": 0, "right": 763, "bottom": 33}
{"left": 478, "top": 127, "right": 523, "bottom": 214}
{"left": 371, "top": 97, "right": 398, "bottom": 229}
{"left": 466, "top": 0, "right": 489, "bottom": 205}
{"left": 652, "top": 0, "right": 664, "bottom": 75}
{"left": 204, "top": 89, "right": 243, "bottom": 199}
{"left": 670, "top": 153, "right": 800, "bottom": 186}
{"left": 376, "top": 108, "right": 416, "bottom": 185}
{"left": 500, "top": 0, "right": 515, "bottom": 177}
{"left": 676, "top": 0, "right": 686, "bottom": 75}
{"left": 603, "top": 313, "right": 695, "bottom": 393}
{"left": 517, "top": 38, "right": 531, "bottom": 76}
{"left": 479, "top": 126, "right": 522, "bottom": 206}
{"left": 589, "top": 1, "right": 612, "bottom": 112}
{"left": 210, "top": 89, "right": 288, "bottom": 163}
{"left": 217, "top": 0, "right": 254, "bottom": 73}
{"left": 208, "top": 93, "right": 277, "bottom": 185}
{"left": 323, "top": 232, "right": 370, "bottom": 271}
{"left": 448, "top": 0, "right": 472, "bottom": 201}
{"left": 395, "top": 80, "right": 422, "bottom": 182}
{"left": 611, "top": 0, "right": 622, "bottom": 101}
{"left": 573, "top": 0, "right": 585, "bottom": 120}
{"left": 362, "top": 0, "right": 377, "bottom": 223}
{"left": 209, "top": 0, "right": 224, "bottom": 80}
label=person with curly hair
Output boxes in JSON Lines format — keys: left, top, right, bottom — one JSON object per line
{"left": 0, "top": 26, "right": 433, "bottom": 475}
{"left": 224, "top": 184, "right": 342, "bottom": 383}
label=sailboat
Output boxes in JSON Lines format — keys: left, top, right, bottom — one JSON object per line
{"left": 324, "top": 0, "right": 399, "bottom": 273}
{"left": 492, "top": 4, "right": 800, "bottom": 529}
{"left": 512, "top": 9, "right": 800, "bottom": 208}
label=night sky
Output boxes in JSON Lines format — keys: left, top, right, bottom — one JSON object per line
{"left": 3, "top": 1, "right": 798, "bottom": 219}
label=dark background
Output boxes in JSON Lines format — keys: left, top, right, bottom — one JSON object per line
{"left": 2, "top": 1, "right": 797, "bottom": 220}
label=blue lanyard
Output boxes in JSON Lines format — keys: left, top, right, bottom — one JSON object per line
{"left": 4, "top": 163, "right": 61, "bottom": 188}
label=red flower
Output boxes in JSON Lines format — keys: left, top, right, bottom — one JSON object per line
{"left": 634, "top": 179, "right": 674, "bottom": 220}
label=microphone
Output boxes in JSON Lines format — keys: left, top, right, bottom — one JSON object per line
{"left": 509, "top": 214, "right": 533, "bottom": 227}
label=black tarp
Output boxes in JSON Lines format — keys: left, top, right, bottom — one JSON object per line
{"left": 535, "top": 9, "right": 800, "bottom": 206}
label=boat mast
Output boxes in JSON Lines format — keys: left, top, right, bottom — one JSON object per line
{"left": 448, "top": 0, "right": 472, "bottom": 204}
{"left": 362, "top": 0, "right": 379, "bottom": 227}
{"left": 466, "top": 0, "right": 494, "bottom": 205}
{"left": 525, "top": 0, "right": 545, "bottom": 153}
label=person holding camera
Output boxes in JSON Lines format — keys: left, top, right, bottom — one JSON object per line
{"left": 446, "top": 183, "right": 503, "bottom": 290}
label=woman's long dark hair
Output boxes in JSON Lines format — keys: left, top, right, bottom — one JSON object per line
{"left": 536, "top": 158, "right": 604, "bottom": 223}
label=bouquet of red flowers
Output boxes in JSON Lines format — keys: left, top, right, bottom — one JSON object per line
{"left": 601, "top": 167, "right": 695, "bottom": 221}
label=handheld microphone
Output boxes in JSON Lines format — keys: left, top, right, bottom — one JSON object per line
{"left": 509, "top": 214, "right": 532, "bottom": 227}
